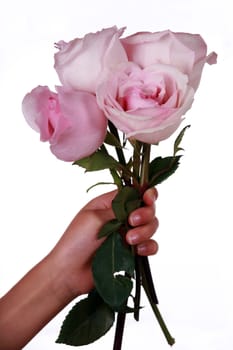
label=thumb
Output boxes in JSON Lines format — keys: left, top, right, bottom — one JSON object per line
{"left": 82, "top": 189, "right": 118, "bottom": 211}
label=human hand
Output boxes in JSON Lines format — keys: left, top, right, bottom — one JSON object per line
{"left": 48, "top": 188, "right": 159, "bottom": 299}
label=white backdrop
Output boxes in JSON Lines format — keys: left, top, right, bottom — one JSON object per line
{"left": 0, "top": 1, "right": 232, "bottom": 349}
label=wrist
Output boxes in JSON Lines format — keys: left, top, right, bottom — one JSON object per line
{"left": 44, "top": 252, "right": 77, "bottom": 306}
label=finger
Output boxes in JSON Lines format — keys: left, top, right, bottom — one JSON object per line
{"left": 128, "top": 205, "right": 156, "bottom": 227}
{"left": 126, "top": 217, "right": 159, "bottom": 245}
{"left": 136, "top": 240, "right": 159, "bottom": 256}
{"left": 82, "top": 189, "right": 118, "bottom": 211}
{"left": 143, "top": 187, "right": 158, "bottom": 206}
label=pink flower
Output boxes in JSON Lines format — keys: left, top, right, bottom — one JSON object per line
{"left": 54, "top": 27, "right": 216, "bottom": 144}
{"left": 22, "top": 86, "right": 107, "bottom": 161}
{"left": 121, "top": 30, "right": 217, "bottom": 91}
{"left": 96, "top": 29, "right": 217, "bottom": 144}
{"left": 96, "top": 62, "right": 193, "bottom": 144}
{"left": 54, "top": 26, "right": 128, "bottom": 94}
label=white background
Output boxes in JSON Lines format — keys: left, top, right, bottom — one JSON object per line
{"left": 0, "top": 0, "right": 232, "bottom": 349}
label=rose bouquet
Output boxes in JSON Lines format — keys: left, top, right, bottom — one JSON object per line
{"left": 22, "top": 27, "right": 216, "bottom": 349}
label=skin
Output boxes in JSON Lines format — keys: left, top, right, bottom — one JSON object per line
{"left": 0, "top": 188, "right": 159, "bottom": 350}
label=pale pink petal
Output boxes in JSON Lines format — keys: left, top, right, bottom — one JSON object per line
{"left": 51, "top": 87, "right": 107, "bottom": 161}
{"left": 22, "top": 86, "right": 107, "bottom": 162}
{"left": 54, "top": 27, "right": 127, "bottom": 93}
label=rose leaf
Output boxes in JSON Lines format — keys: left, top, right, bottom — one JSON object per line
{"left": 92, "top": 232, "right": 135, "bottom": 309}
{"left": 56, "top": 289, "right": 115, "bottom": 346}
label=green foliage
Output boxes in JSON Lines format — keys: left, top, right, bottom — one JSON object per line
{"left": 173, "top": 125, "right": 190, "bottom": 156}
{"left": 148, "top": 125, "right": 189, "bottom": 187}
{"left": 112, "top": 186, "right": 142, "bottom": 222}
{"left": 98, "top": 219, "right": 122, "bottom": 238}
{"left": 73, "top": 149, "right": 119, "bottom": 171}
{"left": 104, "top": 131, "right": 123, "bottom": 148}
{"left": 92, "top": 232, "right": 135, "bottom": 309}
{"left": 148, "top": 156, "right": 182, "bottom": 187}
{"left": 56, "top": 289, "right": 115, "bottom": 346}
{"left": 86, "top": 182, "right": 116, "bottom": 193}
{"left": 58, "top": 124, "right": 190, "bottom": 348}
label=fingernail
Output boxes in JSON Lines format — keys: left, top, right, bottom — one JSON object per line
{"left": 130, "top": 214, "right": 141, "bottom": 226}
{"left": 127, "top": 233, "right": 139, "bottom": 245}
{"left": 149, "top": 188, "right": 157, "bottom": 201}
{"left": 137, "top": 244, "right": 147, "bottom": 254}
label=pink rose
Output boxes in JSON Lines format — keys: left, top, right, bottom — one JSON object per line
{"left": 121, "top": 30, "right": 217, "bottom": 91}
{"left": 54, "top": 26, "right": 128, "bottom": 94}
{"left": 96, "top": 62, "right": 193, "bottom": 144}
{"left": 53, "top": 27, "right": 216, "bottom": 145}
{"left": 22, "top": 86, "right": 107, "bottom": 161}
{"left": 95, "top": 29, "right": 217, "bottom": 144}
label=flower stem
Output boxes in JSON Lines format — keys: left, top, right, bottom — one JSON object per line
{"left": 113, "top": 310, "right": 126, "bottom": 350}
{"left": 150, "top": 305, "right": 175, "bottom": 346}
{"left": 140, "top": 257, "right": 174, "bottom": 345}
{"left": 132, "top": 141, "right": 142, "bottom": 185}
{"left": 140, "top": 143, "right": 151, "bottom": 189}
{"left": 134, "top": 253, "right": 142, "bottom": 321}
{"left": 143, "top": 281, "right": 175, "bottom": 346}
{"left": 140, "top": 256, "right": 158, "bottom": 304}
{"left": 108, "top": 121, "right": 126, "bottom": 166}
{"left": 139, "top": 142, "right": 175, "bottom": 345}
{"left": 108, "top": 121, "right": 132, "bottom": 186}
{"left": 101, "top": 144, "right": 123, "bottom": 188}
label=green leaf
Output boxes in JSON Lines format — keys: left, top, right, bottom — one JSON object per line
{"left": 73, "top": 149, "right": 119, "bottom": 172}
{"left": 112, "top": 186, "right": 141, "bottom": 222}
{"left": 149, "top": 156, "right": 182, "bottom": 187}
{"left": 104, "top": 131, "right": 123, "bottom": 148}
{"left": 92, "top": 232, "right": 135, "bottom": 309}
{"left": 114, "top": 303, "right": 143, "bottom": 314}
{"left": 173, "top": 125, "right": 190, "bottom": 156}
{"left": 56, "top": 289, "right": 115, "bottom": 346}
{"left": 86, "top": 182, "right": 115, "bottom": 193}
{"left": 125, "top": 199, "right": 142, "bottom": 214}
{"left": 98, "top": 219, "right": 122, "bottom": 238}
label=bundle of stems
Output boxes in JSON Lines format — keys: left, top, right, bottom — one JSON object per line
{"left": 107, "top": 122, "right": 175, "bottom": 349}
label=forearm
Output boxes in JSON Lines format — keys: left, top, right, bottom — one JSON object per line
{"left": 0, "top": 255, "right": 74, "bottom": 350}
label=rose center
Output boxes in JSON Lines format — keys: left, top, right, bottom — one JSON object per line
{"left": 47, "top": 97, "right": 60, "bottom": 136}
{"left": 119, "top": 84, "right": 168, "bottom": 111}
